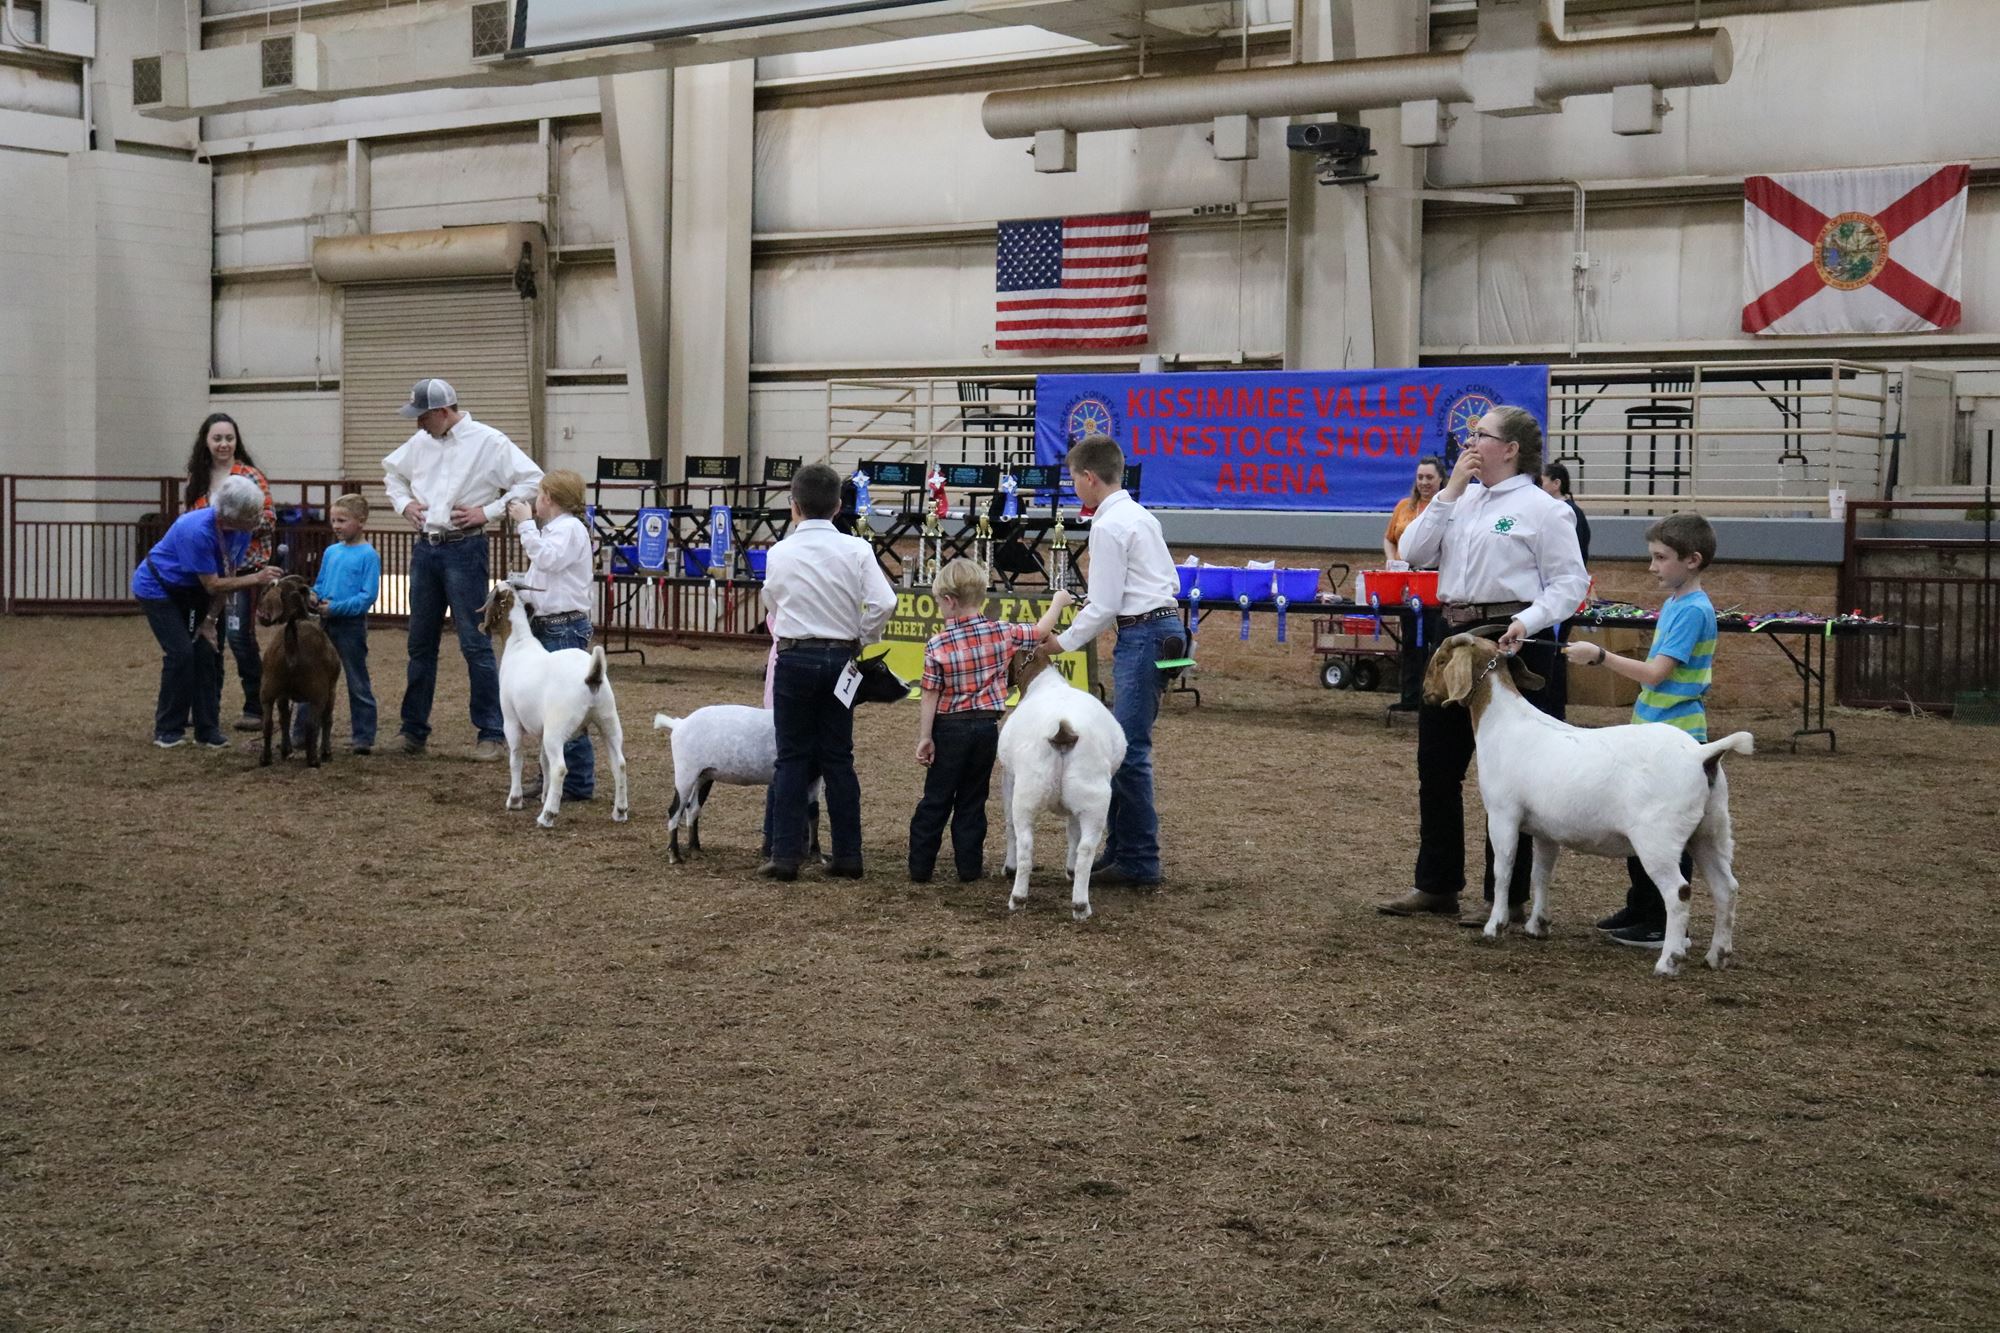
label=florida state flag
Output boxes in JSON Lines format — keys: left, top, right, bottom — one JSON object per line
{"left": 1742, "top": 162, "right": 1968, "bottom": 335}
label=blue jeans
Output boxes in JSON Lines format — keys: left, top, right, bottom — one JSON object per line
{"left": 1101, "top": 615, "right": 1182, "bottom": 880}
{"left": 531, "top": 614, "right": 595, "bottom": 799}
{"left": 769, "top": 644, "right": 862, "bottom": 868}
{"left": 400, "top": 536, "right": 504, "bottom": 745}
{"left": 142, "top": 589, "right": 222, "bottom": 744}
{"left": 907, "top": 713, "right": 1000, "bottom": 881}
{"left": 220, "top": 585, "right": 263, "bottom": 719}
{"left": 291, "top": 616, "right": 377, "bottom": 749}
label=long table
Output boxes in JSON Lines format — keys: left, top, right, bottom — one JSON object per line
{"left": 1178, "top": 595, "right": 1898, "bottom": 752}
{"left": 1570, "top": 611, "right": 1898, "bottom": 752}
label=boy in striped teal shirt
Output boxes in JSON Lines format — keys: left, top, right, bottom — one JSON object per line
{"left": 1564, "top": 512, "right": 1718, "bottom": 947}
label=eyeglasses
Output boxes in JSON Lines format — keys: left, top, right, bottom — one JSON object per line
{"left": 1464, "top": 430, "right": 1506, "bottom": 445}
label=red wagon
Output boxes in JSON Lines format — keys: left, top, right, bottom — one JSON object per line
{"left": 1311, "top": 614, "right": 1402, "bottom": 691}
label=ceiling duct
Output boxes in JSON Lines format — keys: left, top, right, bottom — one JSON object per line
{"left": 312, "top": 223, "right": 545, "bottom": 285}
{"left": 981, "top": 0, "right": 1733, "bottom": 158}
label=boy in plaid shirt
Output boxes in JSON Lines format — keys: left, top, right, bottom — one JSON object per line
{"left": 909, "top": 559, "right": 1071, "bottom": 883}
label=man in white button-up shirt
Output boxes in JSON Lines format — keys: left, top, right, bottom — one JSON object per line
{"left": 1379, "top": 406, "right": 1588, "bottom": 924}
{"left": 381, "top": 377, "right": 543, "bottom": 759}
{"left": 759, "top": 461, "right": 897, "bottom": 880}
{"left": 1049, "top": 435, "right": 1184, "bottom": 889}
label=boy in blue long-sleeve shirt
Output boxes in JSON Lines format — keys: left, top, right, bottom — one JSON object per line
{"left": 296, "top": 494, "right": 382, "bottom": 753}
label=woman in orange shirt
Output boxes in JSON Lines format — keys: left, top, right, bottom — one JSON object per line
{"left": 1384, "top": 455, "right": 1444, "bottom": 712}
{"left": 186, "top": 413, "right": 277, "bottom": 732}
{"left": 1382, "top": 455, "right": 1444, "bottom": 565}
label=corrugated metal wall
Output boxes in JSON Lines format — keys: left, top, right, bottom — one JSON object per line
{"left": 124, "top": 0, "right": 1991, "bottom": 479}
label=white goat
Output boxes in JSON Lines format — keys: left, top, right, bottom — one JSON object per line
{"left": 1426, "top": 630, "right": 1751, "bottom": 977}
{"left": 651, "top": 653, "right": 910, "bottom": 863}
{"left": 479, "top": 585, "right": 630, "bottom": 828}
{"left": 998, "top": 656, "right": 1127, "bottom": 922}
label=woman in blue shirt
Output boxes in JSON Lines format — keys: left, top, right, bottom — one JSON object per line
{"left": 131, "top": 475, "right": 283, "bottom": 749}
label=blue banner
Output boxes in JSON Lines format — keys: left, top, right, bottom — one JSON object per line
{"left": 635, "top": 507, "right": 671, "bottom": 570}
{"left": 1035, "top": 366, "right": 1549, "bottom": 511}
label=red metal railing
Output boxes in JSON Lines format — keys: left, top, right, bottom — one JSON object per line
{"left": 1, "top": 474, "right": 768, "bottom": 647}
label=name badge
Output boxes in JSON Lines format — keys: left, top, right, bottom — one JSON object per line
{"left": 834, "top": 658, "right": 862, "bottom": 708}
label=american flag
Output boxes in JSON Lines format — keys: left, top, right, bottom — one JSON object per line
{"left": 994, "top": 211, "right": 1150, "bottom": 352}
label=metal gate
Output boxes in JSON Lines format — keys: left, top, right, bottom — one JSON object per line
{"left": 1838, "top": 500, "right": 2000, "bottom": 714}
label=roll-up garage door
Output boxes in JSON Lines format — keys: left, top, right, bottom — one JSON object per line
{"left": 339, "top": 278, "right": 543, "bottom": 510}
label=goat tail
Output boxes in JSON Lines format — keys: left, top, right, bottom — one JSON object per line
{"left": 653, "top": 713, "right": 683, "bottom": 733}
{"left": 583, "top": 646, "right": 607, "bottom": 692}
{"left": 1697, "top": 730, "right": 1754, "bottom": 784}
{"left": 1049, "top": 720, "right": 1079, "bottom": 753}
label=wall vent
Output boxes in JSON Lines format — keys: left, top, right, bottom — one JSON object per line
{"left": 260, "top": 35, "right": 295, "bottom": 90}
{"left": 471, "top": 2, "right": 510, "bottom": 59}
{"left": 132, "top": 56, "right": 164, "bottom": 107}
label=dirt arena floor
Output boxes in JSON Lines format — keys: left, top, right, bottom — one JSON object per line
{"left": 3, "top": 615, "right": 1997, "bottom": 1331}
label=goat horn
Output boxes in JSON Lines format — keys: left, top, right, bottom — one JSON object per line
{"left": 1467, "top": 623, "right": 1508, "bottom": 640}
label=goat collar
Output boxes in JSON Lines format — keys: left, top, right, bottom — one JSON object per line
{"left": 1461, "top": 648, "right": 1512, "bottom": 728}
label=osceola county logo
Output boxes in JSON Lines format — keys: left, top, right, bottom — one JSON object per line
{"left": 1493, "top": 516, "right": 1517, "bottom": 533}
{"left": 1064, "top": 392, "right": 1117, "bottom": 443}
{"left": 1436, "top": 386, "right": 1500, "bottom": 454}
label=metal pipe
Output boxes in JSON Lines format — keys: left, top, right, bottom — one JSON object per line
{"left": 983, "top": 26, "right": 1731, "bottom": 140}
{"left": 2, "top": 0, "right": 45, "bottom": 49}
{"left": 983, "top": 51, "right": 1468, "bottom": 138}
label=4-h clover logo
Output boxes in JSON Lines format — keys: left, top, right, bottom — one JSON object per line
{"left": 1493, "top": 516, "right": 1517, "bottom": 533}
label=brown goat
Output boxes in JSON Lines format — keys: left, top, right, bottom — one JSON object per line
{"left": 255, "top": 574, "right": 342, "bottom": 768}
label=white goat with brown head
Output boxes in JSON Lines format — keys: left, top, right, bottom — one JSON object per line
{"left": 1425, "top": 629, "right": 1751, "bottom": 977}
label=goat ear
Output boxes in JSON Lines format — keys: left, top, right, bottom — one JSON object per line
{"left": 1506, "top": 654, "right": 1546, "bottom": 695}
{"left": 479, "top": 587, "right": 507, "bottom": 638}
{"left": 1427, "top": 640, "right": 1475, "bottom": 706}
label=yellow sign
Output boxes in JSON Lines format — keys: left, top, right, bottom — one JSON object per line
{"left": 876, "top": 589, "right": 1094, "bottom": 696}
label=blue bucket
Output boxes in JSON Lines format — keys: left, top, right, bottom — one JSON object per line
{"left": 1191, "top": 565, "right": 1241, "bottom": 600}
{"left": 612, "top": 544, "right": 639, "bottom": 574}
{"left": 681, "top": 546, "right": 712, "bottom": 577}
{"left": 1274, "top": 568, "right": 1320, "bottom": 602}
{"left": 1176, "top": 565, "right": 1200, "bottom": 599}
{"left": 745, "top": 548, "right": 769, "bottom": 579}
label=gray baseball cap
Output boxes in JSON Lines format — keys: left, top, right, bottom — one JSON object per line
{"left": 397, "top": 378, "right": 457, "bottom": 418}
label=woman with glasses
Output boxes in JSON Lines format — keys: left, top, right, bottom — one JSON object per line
{"left": 1374, "top": 406, "right": 1589, "bottom": 928}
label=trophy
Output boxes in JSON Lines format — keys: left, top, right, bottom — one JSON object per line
{"left": 920, "top": 506, "right": 943, "bottom": 586}
{"left": 973, "top": 507, "right": 993, "bottom": 573}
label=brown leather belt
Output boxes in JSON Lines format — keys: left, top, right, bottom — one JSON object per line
{"left": 1116, "top": 606, "right": 1180, "bottom": 627}
{"left": 418, "top": 527, "right": 481, "bottom": 546}
{"left": 1440, "top": 600, "right": 1531, "bottom": 627}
